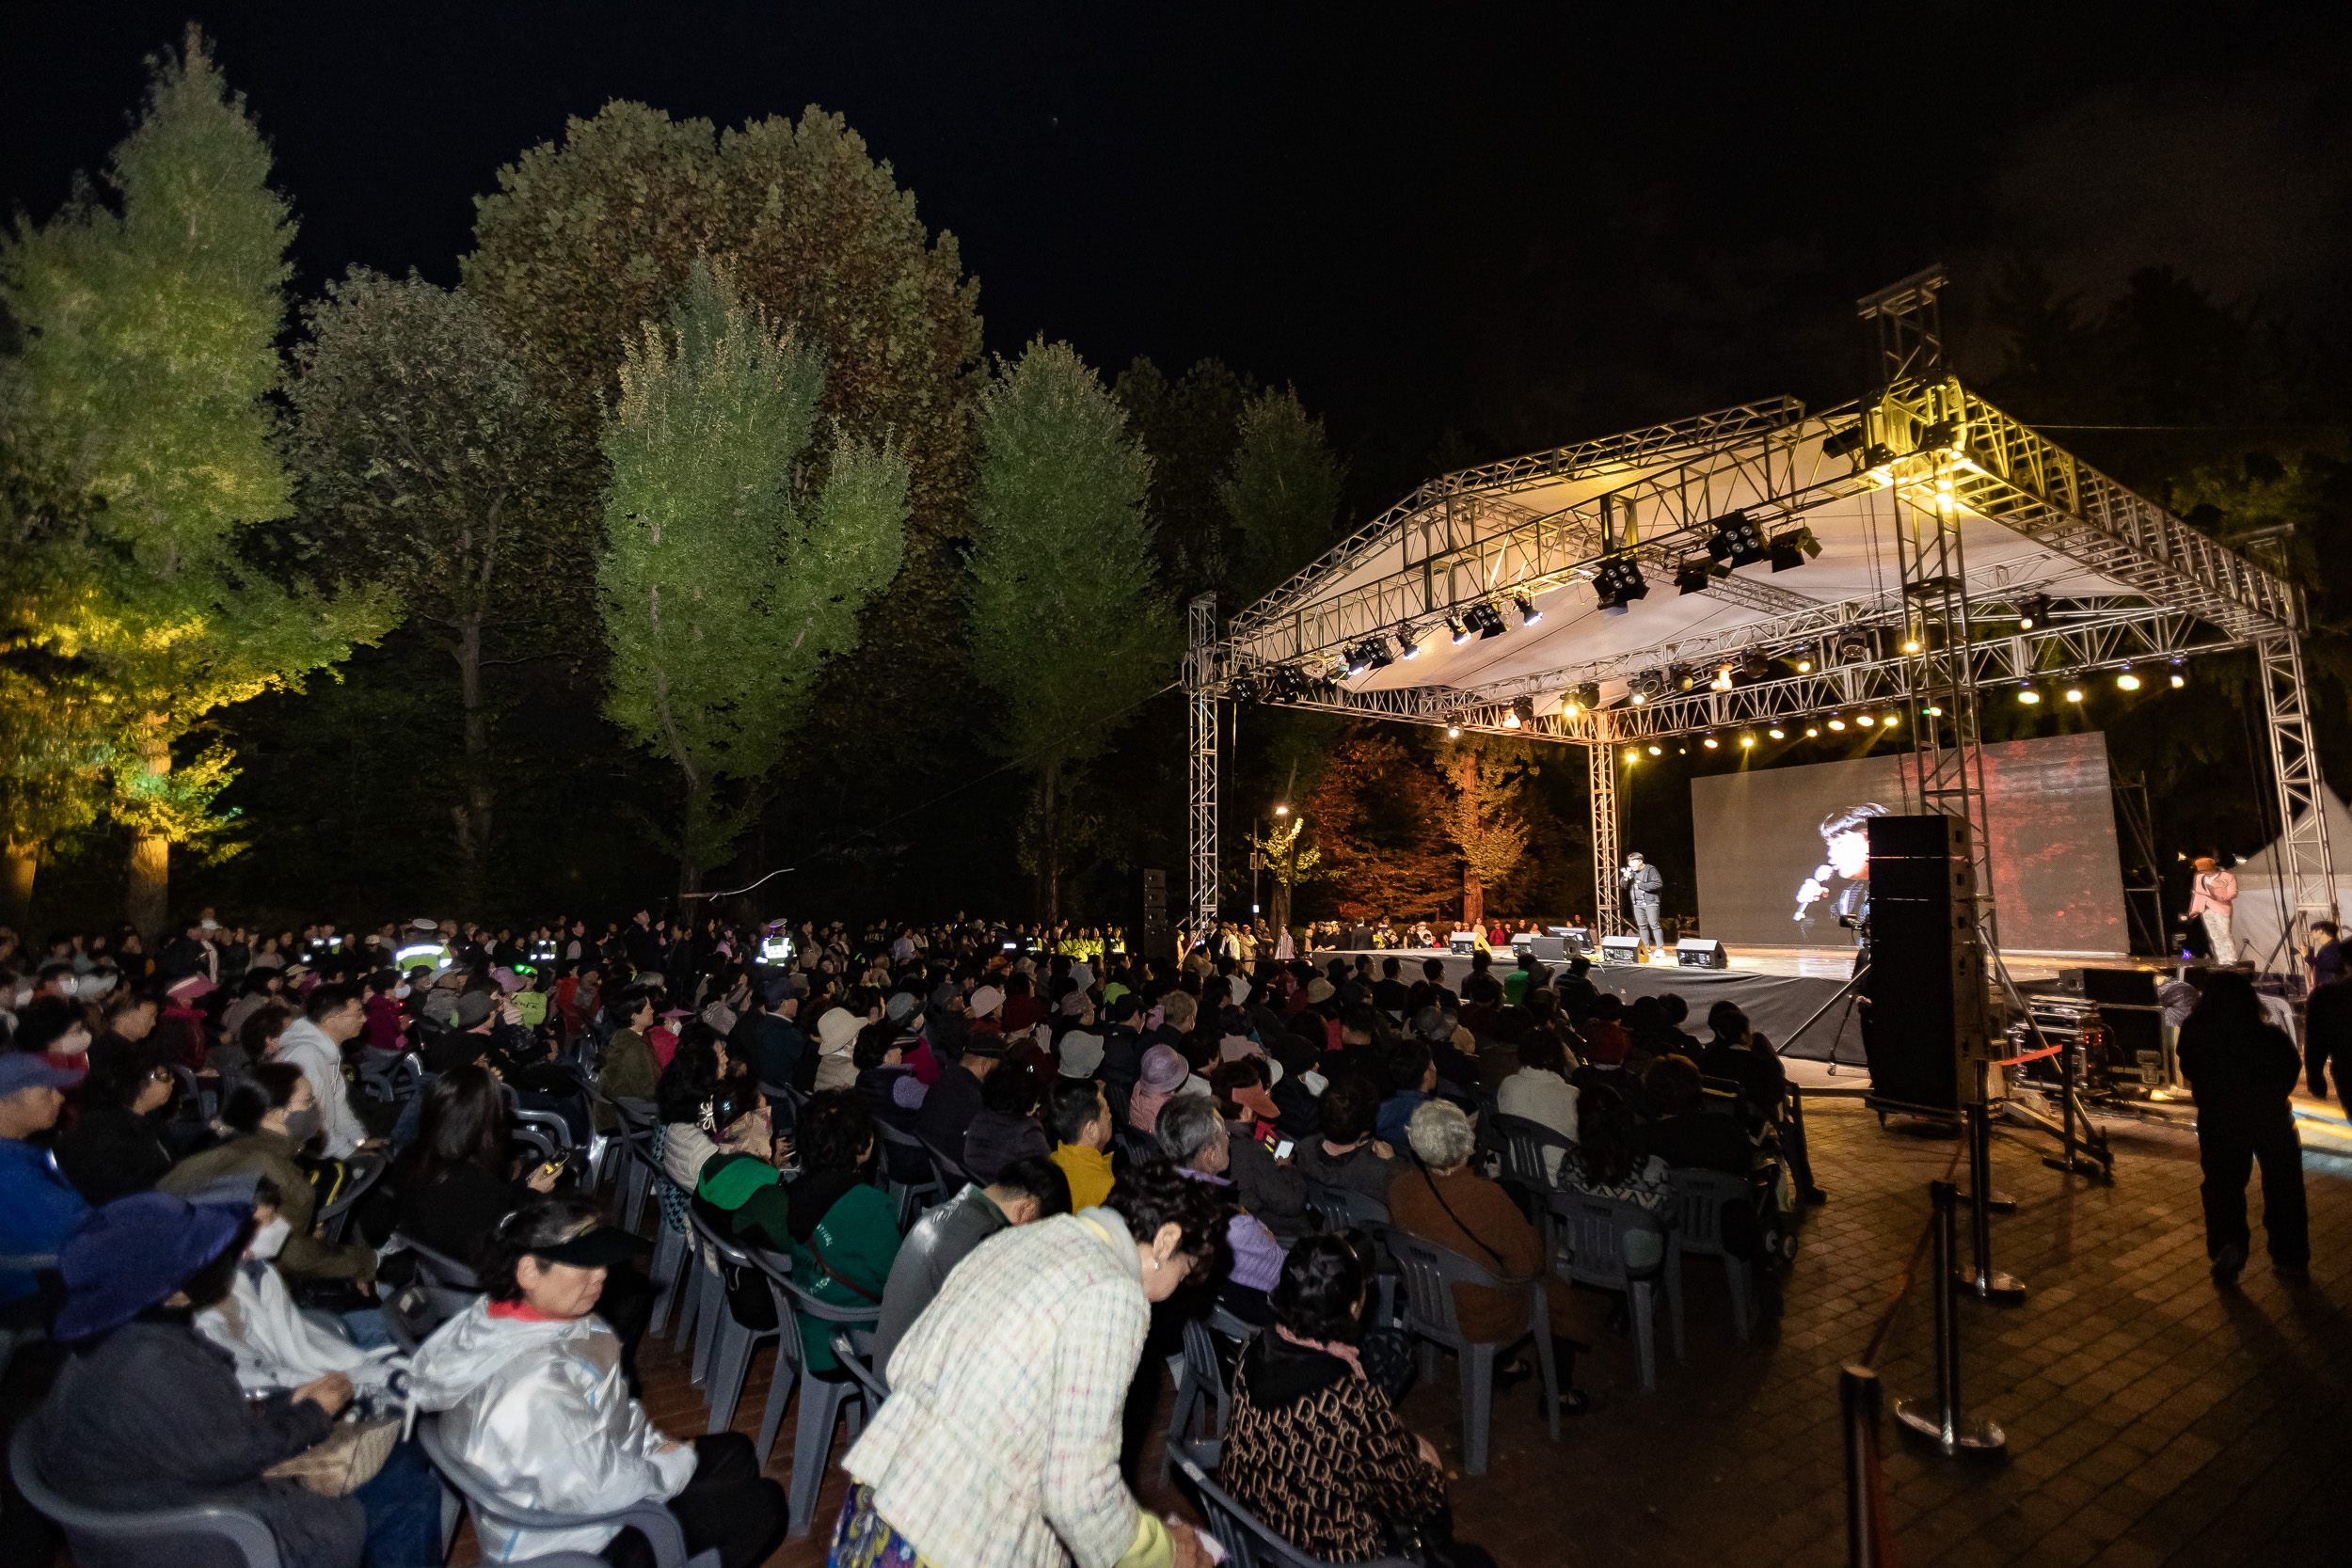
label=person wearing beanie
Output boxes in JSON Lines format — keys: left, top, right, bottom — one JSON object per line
{"left": 35, "top": 1190, "right": 442, "bottom": 1568}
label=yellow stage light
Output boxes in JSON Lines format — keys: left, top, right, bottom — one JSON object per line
{"left": 1740, "top": 735, "right": 1756, "bottom": 747}
{"left": 1828, "top": 719, "right": 1847, "bottom": 731}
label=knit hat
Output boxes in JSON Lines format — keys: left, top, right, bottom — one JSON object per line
{"left": 55, "top": 1192, "right": 245, "bottom": 1342}
{"left": 817, "top": 1007, "right": 861, "bottom": 1056}
{"left": 1057, "top": 1029, "right": 1106, "bottom": 1079}
{"left": 454, "top": 990, "right": 496, "bottom": 1029}
{"left": 967, "top": 986, "right": 1005, "bottom": 1020}
{"left": 700, "top": 1001, "right": 739, "bottom": 1036}
{"left": 1107, "top": 992, "right": 1143, "bottom": 1023}
{"left": 885, "top": 991, "right": 921, "bottom": 1025}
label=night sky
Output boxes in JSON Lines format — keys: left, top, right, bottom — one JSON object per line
{"left": 8, "top": 2, "right": 2349, "bottom": 496}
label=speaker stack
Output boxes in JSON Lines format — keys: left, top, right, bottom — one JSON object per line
{"left": 1862, "top": 815, "right": 1989, "bottom": 1117}
{"left": 1675, "top": 937, "right": 1729, "bottom": 970}
{"left": 1140, "top": 869, "right": 1174, "bottom": 965}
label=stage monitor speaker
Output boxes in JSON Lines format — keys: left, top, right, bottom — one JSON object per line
{"left": 1553, "top": 926, "right": 1594, "bottom": 955}
{"left": 1676, "top": 937, "right": 1728, "bottom": 970}
{"left": 1447, "top": 930, "right": 1479, "bottom": 955}
{"left": 1861, "top": 815, "right": 1986, "bottom": 1116}
{"left": 1520, "top": 936, "right": 1565, "bottom": 961}
{"left": 1599, "top": 935, "right": 1645, "bottom": 965}
{"left": 2065, "top": 967, "right": 2161, "bottom": 1080}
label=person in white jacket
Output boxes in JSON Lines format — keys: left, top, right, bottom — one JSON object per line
{"left": 407, "top": 1195, "right": 787, "bottom": 1567}
{"left": 185, "top": 1172, "right": 405, "bottom": 1399}
{"left": 272, "top": 983, "right": 373, "bottom": 1160}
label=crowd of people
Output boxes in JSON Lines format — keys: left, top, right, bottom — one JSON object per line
{"left": 10, "top": 905, "right": 2311, "bottom": 1568}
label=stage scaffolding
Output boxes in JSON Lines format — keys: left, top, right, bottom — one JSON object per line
{"left": 1181, "top": 273, "right": 2335, "bottom": 957}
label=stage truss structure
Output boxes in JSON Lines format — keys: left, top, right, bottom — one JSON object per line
{"left": 1182, "top": 268, "right": 2336, "bottom": 955}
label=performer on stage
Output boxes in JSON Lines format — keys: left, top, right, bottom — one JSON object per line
{"left": 1620, "top": 852, "right": 1664, "bottom": 946}
{"left": 1795, "top": 802, "right": 1885, "bottom": 945}
{"left": 2185, "top": 854, "right": 2239, "bottom": 967}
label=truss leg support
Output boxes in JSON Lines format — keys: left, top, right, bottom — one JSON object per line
{"left": 1186, "top": 594, "right": 1221, "bottom": 947}
{"left": 2256, "top": 633, "right": 2339, "bottom": 954}
{"left": 1589, "top": 737, "right": 1626, "bottom": 937}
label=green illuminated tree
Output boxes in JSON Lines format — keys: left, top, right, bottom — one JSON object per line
{"left": 597, "top": 260, "right": 909, "bottom": 893}
{"left": 0, "top": 27, "right": 388, "bottom": 934}
{"left": 968, "top": 339, "right": 1173, "bottom": 925}
{"left": 1220, "top": 384, "right": 1346, "bottom": 606}
{"left": 283, "top": 268, "right": 564, "bottom": 905}
{"left": 1442, "top": 745, "right": 1531, "bottom": 928}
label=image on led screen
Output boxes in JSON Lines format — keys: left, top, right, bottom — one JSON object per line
{"left": 1691, "top": 731, "right": 2129, "bottom": 954}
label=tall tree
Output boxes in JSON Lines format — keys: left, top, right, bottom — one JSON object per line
{"left": 0, "top": 27, "right": 387, "bottom": 935}
{"left": 969, "top": 340, "right": 1171, "bottom": 926}
{"left": 597, "top": 261, "right": 909, "bottom": 893}
{"left": 282, "top": 269, "right": 564, "bottom": 906}
{"left": 1219, "top": 384, "right": 1347, "bottom": 607}
{"left": 1301, "top": 728, "right": 1456, "bottom": 921}
{"left": 1441, "top": 745, "right": 1532, "bottom": 927}
{"left": 1114, "top": 356, "right": 1257, "bottom": 599}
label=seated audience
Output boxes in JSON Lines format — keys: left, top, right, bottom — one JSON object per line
{"left": 1128, "top": 1042, "right": 1192, "bottom": 1133}
{"left": 0, "top": 1055, "right": 88, "bottom": 1312}
{"left": 963, "top": 1060, "right": 1051, "bottom": 1182}
{"left": 855, "top": 1023, "right": 932, "bottom": 1186}
{"left": 1159, "top": 1095, "right": 1286, "bottom": 1323}
{"left": 1496, "top": 1026, "right": 1581, "bottom": 1183}
{"left": 871, "top": 1153, "right": 1072, "bottom": 1378}
{"left": 1223, "top": 1234, "right": 1486, "bottom": 1565}
{"left": 409, "top": 1194, "right": 787, "bottom": 1567}
{"left": 1295, "top": 1073, "right": 1401, "bottom": 1206}
{"left": 1047, "top": 1076, "right": 1118, "bottom": 1211}
{"left": 659, "top": 1033, "right": 773, "bottom": 1191}
{"left": 1375, "top": 1040, "right": 1437, "bottom": 1148}
{"left": 1642, "top": 1054, "right": 1754, "bottom": 1176}
{"left": 54, "top": 1034, "right": 178, "bottom": 1205}
{"left": 593, "top": 982, "right": 661, "bottom": 1132}
{"left": 39, "top": 1190, "right": 439, "bottom": 1568}
{"left": 1700, "top": 1003, "right": 1789, "bottom": 1121}
{"left": 914, "top": 1031, "right": 1002, "bottom": 1162}
{"left": 1562, "top": 1083, "right": 1674, "bottom": 1269}
{"left": 161, "top": 1064, "right": 379, "bottom": 1291}
{"left": 1388, "top": 1100, "right": 1589, "bottom": 1414}
{"left": 836, "top": 1164, "right": 1224, "bottom": 1568}
{"left": 1209, "top": 1058, "right": 1308, "bottom": 1241}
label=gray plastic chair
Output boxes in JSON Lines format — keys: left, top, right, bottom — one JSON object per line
{"left": 315, "top": 1150, "right": 386, "bottom": 1246}
{"left": 498, "top": 1081, "right": 577, "bottom": 1162}
{"left": 418, "top": 1414, "right": 717, "bottom": 1567}
{"left": 828, "top": 1323, "right": 891, "bottom": 1411}
{"left": 1488, "top": 1112, "right": 1574, "bottom": 1194}
{"left": 1383, "top": 1228, "right": 1559, "bottom": 1474}
{"left": 11, "top": 1420, "right": 286, "bottom": 1567}
{"left": 645, "top": 1182, "right": 694, "bottom": 1339}
{"left": 1665, "top": 1166, "right": 1755, "bottom": 1346}
{"left": 1549, "top": 1189, "right": 1677, "bottom": 1388}
{"left": 0, "top": 1252, "right": 56, "bottom": 1385}
{"left": 684, "top": 1211, "right": 780, "bottom": 1432}
{"left": 383, "top": 1232, "right": 485, "bottom": 1352}
{"left": 614, "top": 1126, "right": 660, "bottom": 1236}
{"left": 1176, "top": 1455, "right": 1415, "bottom": 1568}
{"left": 874, "top": 1120, "right": 943, "bottom": 1227}
{"left": 750, "top": 1249, "right": 877, "bottom": 1536}
{"left": 1299, "top": 1185, "right": 1397, "bottom": 1325}
{"left": 1161, "top": 1314, "right": 1237, "bottom": 1481}
{"left": 919, "top": 1136, "right": 973, "bottom": 1196}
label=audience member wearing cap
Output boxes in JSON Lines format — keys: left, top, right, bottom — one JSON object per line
{"left": 1208, "top": 1059, "right": 1309, "bottom": 1243}
{"left": 869, "top": 1153, "right": 1072, "bottom": 1381}
{"left": 1046, "top": 1077, "right": 1118, "bottom": 1212}
{"left": 812, "top": 1005, "right": 864, "bottom": 1094}
{"left": 1156, "top": 1096, "right": 1287, "bottom": 1324}
{"left": 649, "top": 1006, "right": 691, "bottom": 1070}
{"left": 410, "top": 1192, "right": 787, "bottom": 1567}
{"left": 851, "top": 1025, "right": 933, "bottom": 1186}
{"left": 836, "top": 1164, "right": 1225, "bottom": 1568}
{"left": 184, "top": 1171, "right": 407, "bottom": 1400}
{"left": 729, "top": 984, "right": 806, "bottom": 1096}
{"left": 914, "top": 1026, "right": 1002, "bottom": 1158}
{"left": 53, "top": 1033, "right": 178, "bottom": 1208}
{"left": 37, "top": 1190, "right": 441, "bottom": 1568}
{"left": 965, "top": 984, "right": 1007, "bottom": 1032}
{"left": 1128, "top": 1044, "right": 1193, "bottom": 1134}
{"left": 0, "top": 1053, "right": 88, "bottom": 1307}
{"left": 162, "top": 1063, "right": 380, "bottom": 1295}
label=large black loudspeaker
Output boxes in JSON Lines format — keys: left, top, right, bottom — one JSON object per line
{"left": 1861, "top": 815, "right": 1985, "bottom": 1115}
{"left": 1139, "top": 869, "right": 1173, "bottom": 965}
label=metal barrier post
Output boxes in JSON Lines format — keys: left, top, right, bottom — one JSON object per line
{"left": 1895, "top": 1180, "right": 2005, "bottom": 1455}
{"left": 1841, "top": 1365, "right": 1889, "bottom": 1567}
{"left": 1960, "top": 1067, "right": 2026, "bottom": 1303}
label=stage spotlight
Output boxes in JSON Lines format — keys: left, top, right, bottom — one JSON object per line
{"left": 2018, "top": 685, "right": 2042, "bottom": 705}
{"left": 1740, "top": 650, "right": 1770, "bottom": 680}
{"left": 2064, "top": 687, "right": 2083, "bottom": 703}
{"left": 1502, "top": 709, "right": 1520, "bottom": 729}
{"left": 1828, "top": 718, "right": 1847, "bottom": 731}
{"left": 1704, "top": 512, "right": 1771, "bottom": 567}
{"left": 1514, "top": 594, "right": 1542, "bottom": 626}
{"left": 1855, "top": 714, "right": 1875, "bottom": 726}
{"left": 1448, "top": 615, "right": 1471, "bottom": 645}
{"left": 1766, "top": 526, "right": 1822, "bottom": 571}
{"left": 1592, "top": 554, "right": 1649, "bottom": 613}
{"left": 1629, "top": 690, "right": 1646, "bottom": 705}
{"left": 1646, "top": 744, "right": 1662, "bottom": 756}
{"left": 1462, "top": 603, "right": 1507, "bottom": 640}
{"left": 1673, "top": 665, "right": 1698, "bottom": 691}
{"left": 1633, "top": 670, "right": 1664, "bottom": 701}
{"left": 1923, "top": 705, "right": 1944, "bottom": 716}
{"left": 1446, "top": 725, "right": 1462, "bottom": 738}
{"left": 1881, "top": 714, "right": 1899, "bottom": 726}
{"left": 1836, "top": 628, "right": 1869, "bottom": 663}
{"left": 1344, "top": 645, "right": 1372, "bottom": 677}
{"left": 1573, "top": 682, "right": 1601, "bottom": 712}
{"left": 1397, "top": 624, "right": 1423, "bottom": 659}
{"left": 1768, "top": 727, "right": 1785, "bottom": 739}
{"left": 1795, "top": 657, "right": 1814, "bottom": 673}
{"left": 1740, "top": 735, "right": 1756, "bottom": 747}
{"left": 1625, "top": 748, "right": 1640, "bottom": 762}
{"left": 1703, "top": 735, "right": 1720, "bottom": 750}
{"left": 1804, "top": 726, "right": 1820, "bottom": 737}
{"left": 2116, "top": 667, "right": 2139, "bottom": 689}
{"left": 1508, "top": 696, "right": 1536, "bottom": 728}
{"left": 1366, "top": 637, "right": 1395, "bottom": 670}
{"left": 1820, "top": 423, "right": 1867, "bottom": 461}
{"left": 1709, "top": 665, "right": 1734, "bottom": 691}
{"left": 1675, "top": 557, "right": 1720, "bottom": 595}
{"left": 1901, "top": 636, "right": 1921, "bottom": 654}
{"left": 2015, "top": 593, "right": 2051, "bottom": 631}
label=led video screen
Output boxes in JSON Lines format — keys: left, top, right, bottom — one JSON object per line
{"left": 1691, "top": 731, "right": 2128, "bottom": 954}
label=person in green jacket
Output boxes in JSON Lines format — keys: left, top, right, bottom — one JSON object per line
{"left": 594, "top": 982, "right": 661, "bottom": 1132}
{"left": 696, "top": 1088, "right": 900, "bottom": 1375}
{"left": 159, "top": 1064, "right": 376, "bottom": 1287}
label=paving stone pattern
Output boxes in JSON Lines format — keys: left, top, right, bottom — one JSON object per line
{"left": 468, "top": 1098, "right": 2352, "bottom": 1568}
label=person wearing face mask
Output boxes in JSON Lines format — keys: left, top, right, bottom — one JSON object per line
{"left": 160, "top": 1063, "right": 380, "bottom": 1297}
{"left": 54, "top": 1037, "right": 181, "bottom": 1205}
{"left": 9, "top": 994, "right": 94, "bottom": 1090}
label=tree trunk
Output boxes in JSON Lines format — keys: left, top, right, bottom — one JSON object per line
{"left": 1459, "top": 751, "right": 1485, "bottom": 928}
{"left": 678, "top": 784, "right": 708, "bottom": 903}
{"left": 125, "top": 716, "right": 171, "bottom": 942}
{"left": 449, "top": 610, "right": 494, "bottom": 909}
{"left": 1036, "top": 759, "right": 1061, "bottom": 928}
{"left": 2, "top": 837, "right": 37, "bottom": 935}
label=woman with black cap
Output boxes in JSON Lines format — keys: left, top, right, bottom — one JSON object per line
{"left": 33, "top": 1190, "right": 442, "bottom": 1568}
{"left": 407, "top": 1192, "right": 787, "bottom": 1567}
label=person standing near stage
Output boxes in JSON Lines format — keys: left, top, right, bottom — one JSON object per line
{"left": 2177, "top": 971, "right": 2307, "bottom": 1284}
{"left": 2304, "top": 970, "right": 2352, "bottom": 1124}
{"left": 1620, "top": 853, "right": 1664, "bottom": 947}
{"left": 2185, "top": 855, "right": 2239, "bottom": 967}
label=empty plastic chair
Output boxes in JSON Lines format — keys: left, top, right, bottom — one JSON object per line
{"left": 1487, "top": 1112, "right": 1574, "bottom": 1195}
{"left": 1383, "top": 1229, "right": 1559, "bottom": 1474}
{"left": 1549, "top": 1189, "right": 1676, "bottom": 1388}
{"left": 1664, "top": 1165, "right": 1755, "bottom": 1346}
{"left": 1161, "top": 1314, "right": 1235, "bottom": 1481}
{"left": 874, "top": 1121, "right": 943, "bottom": 1227}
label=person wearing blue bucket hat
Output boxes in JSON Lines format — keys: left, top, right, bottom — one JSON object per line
{"left": 31, "top": 1191, "right": 438, "bottom": 1567}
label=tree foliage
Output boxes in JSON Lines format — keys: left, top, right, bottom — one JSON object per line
{"left": 969, "top": 339, "right": 1171, "bottom": 920}
{"left": 1220, "top": 385, "right": 1346, "bottom": 606}
{"left": 0, "top": 27, "right": 388, "bottom": 931}
{"left": 597, "top": 261, "right": 909, "bottom": 890}
{"left": 1302, "top": 729, "right": 1458, "bottom": 920}
{"left": 1441, "top": 745, "right": 1532, "bottom": 924}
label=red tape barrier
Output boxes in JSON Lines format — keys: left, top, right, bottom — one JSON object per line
{"left": 1991, "top": 1041, "right": 2064, "bottom": 1068}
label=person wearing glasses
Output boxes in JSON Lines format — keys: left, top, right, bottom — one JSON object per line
{"left": 54, "top": 1037, "right": 181, "bottom": 1206}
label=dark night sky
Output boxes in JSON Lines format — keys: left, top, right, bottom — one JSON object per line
{"left": 8, "top": 2, "right": 2349, "bottom": 496}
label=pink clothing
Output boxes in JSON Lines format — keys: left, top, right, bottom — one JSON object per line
{"left": 2186, "top": 869, "right": 2237, "bottom": 916}
{"left": 363, "top": 993, "right": 404, "bottom": 1054}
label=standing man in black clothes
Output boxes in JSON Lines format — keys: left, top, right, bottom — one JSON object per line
{"left": 2177, "top": 972, "right": 2308, "bottom": 1285}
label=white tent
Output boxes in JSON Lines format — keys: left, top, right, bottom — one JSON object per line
{"left": 2226, "top": 788, "right": 2350, "bottom": 973}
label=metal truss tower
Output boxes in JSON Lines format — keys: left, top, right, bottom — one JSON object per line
{"left": 1587, "top": 724, "right": 1626, "bottom": 937}
{"left": 1186, "top": 594, "right": 1221, "bottom": 945}
{"left": 2257, "top": 632, "right": 2340, "bottom": 948}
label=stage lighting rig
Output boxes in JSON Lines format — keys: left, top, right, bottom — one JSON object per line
{"left": 1820, "top": 423, "right": 1866, "bottom": 461}
{"left": 1513, "top": 594, "right": 1542, "bottom": 626}
{"left": 1836, "top": 628, "right": 1870, "bottom": 664}
{"left": 1703, "top": 511, "right": 1771, "bottom": 567}
{"left": 2015, "top": 594, "right": 2052, "bottom": 631}
{"left": 1672, "top": 664, "right": 1697, "bottom": 692}
{"left": 1592, "top": 554, "right": 1648, "bottom": 614}
{"left": 1674, "top": 556, "right": 1722, "bottom": 595}
{"left": 1630, "top": 670, "right": 1663, "bottom": 703}
{"left": 1459, "top": 603, "right": 1508, "bottom": 640}
{"left": 1395, "top": 623, "right": 1424, "bottom": 660}
{"left": 2116, "top": 667, "right": 2139, "bottom": 690}
{"left": 1505, "top": 696, "right": 1536, "bottom": 728}
{"left": 1740, "top": 650, "right": 1770, "bottom": 681}
{"left": 1447, "top": 615, "right": 1471, "bottom": 645}
{"left": 1766, "top": 526, "right": 1821, "bottom": 572}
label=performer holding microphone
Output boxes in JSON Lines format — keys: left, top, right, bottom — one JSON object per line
{"left": 1621, "top": 852, "right": 1664, "bottom": 947}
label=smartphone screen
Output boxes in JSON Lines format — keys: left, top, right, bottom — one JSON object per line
{"left": 1275, "top": 1139, "right": 1295, "bottom": 1160}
